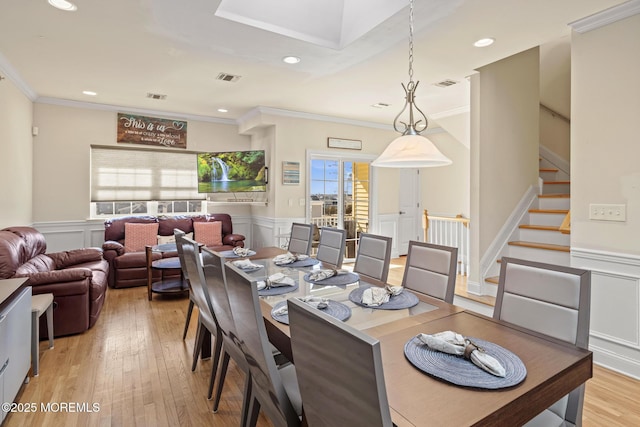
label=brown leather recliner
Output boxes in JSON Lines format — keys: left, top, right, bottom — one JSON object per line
{"left": 102, "top": 214, "right": 245, "bottom": 289}
{"left": 0, "top": 226, "right": 109, "bottom": 338}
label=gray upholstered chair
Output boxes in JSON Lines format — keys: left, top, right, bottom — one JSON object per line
{"left": 315, "top": 227, "right": 347, "bottom": 268}
{"left": 174, "top": 229, "right": 196, "bottom": 340}
{"left": 401, "top": 241, "right": 458, "bottom": 303}
{"left": 494, "top": 257, "right": 591, "bottom": 427}
{"left": 353, "top": 233, "right": 392, "bottom": 286}
{"left": 176, "top": 235, "right": 223, "bottom": 401}
{"left": 224, "top": 262, "right": 302, "bottom": 427}
{"left": 287, "top": 223, "right": 313, "bottom": 255}
{"left": 287, "top": 298, "right": 393, "bottom": 427}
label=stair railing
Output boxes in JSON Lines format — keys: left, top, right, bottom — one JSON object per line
{"left": 423, "top": 209, "right": 470, "bottom": 276}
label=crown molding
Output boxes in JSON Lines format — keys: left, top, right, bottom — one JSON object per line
{"left": 569, "top": 0, "right": 640, "bottom": 33}
{"left": 35, "top": 97, "right": 236, "bottom": 125}
{"left": 429, "top": 105, "right": 470, "bottom": 120}
{"left": 237, "top": 106, "right": 394, "bottom": 131}
{"left": 0, "top": 52, "right": 37, "bottom": 101}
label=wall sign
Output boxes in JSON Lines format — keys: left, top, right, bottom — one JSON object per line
{"left": 328, "top": 137, "right": 362, "bottom": 150}
{"left": 117, "top": 113, "right": 187, "bottom": 148}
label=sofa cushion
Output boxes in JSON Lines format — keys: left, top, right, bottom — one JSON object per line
{"left": 157, "top": 215, "right": 196, "bottom": 236}
{"left": 124, "top": 223, "right": 159, "bottom": 252}
{"left": 14, "top": 254, "right": 55, "bottom": 275}
{"left": 157, "top": 232, "right": 192, "bottom": 245}
{"left": 193, "top": 221, "right": 222, "bottom": 246}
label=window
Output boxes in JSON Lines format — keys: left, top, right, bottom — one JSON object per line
{"left": 90, "top": 146, "right": 205, "bottom": 217}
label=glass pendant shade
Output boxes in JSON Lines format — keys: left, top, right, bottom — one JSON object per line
{"left": 371, "top": 134, "right": 452, "bottom": 168}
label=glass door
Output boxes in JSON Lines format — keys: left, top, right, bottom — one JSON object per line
{"left": 309, "top": 157, "right": 371, "bottom": 262}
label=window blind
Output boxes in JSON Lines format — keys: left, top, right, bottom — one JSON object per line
{"left": 91, "top": 146, "right": 204, "bottom": 202}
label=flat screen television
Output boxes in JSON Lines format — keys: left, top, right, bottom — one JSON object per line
{"left": 197, "top": 150, "right": 267, "bottom": 193}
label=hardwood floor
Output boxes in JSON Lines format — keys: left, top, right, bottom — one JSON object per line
{"left": 6, "top": 259, "right": 639, "bottom": 427}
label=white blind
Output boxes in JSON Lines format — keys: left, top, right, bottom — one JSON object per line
{"left": 91, "top": 146, "right": 204, "bottom": 202}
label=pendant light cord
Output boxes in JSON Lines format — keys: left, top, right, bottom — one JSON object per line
{"left": 408, "top": 0, "right": 414, "bottom": 84}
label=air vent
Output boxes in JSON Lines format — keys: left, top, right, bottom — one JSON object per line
{"left": 433, "top": 79, "right": 458, "bottom": 88}
{"left": 216, "top": 73, "right": 241, "bottom": 82}
{"left": 146, "top": 92, "right": 167, "bottom": 100}
{"left": 372, "top": 102, "right": 390, "bottom": 108}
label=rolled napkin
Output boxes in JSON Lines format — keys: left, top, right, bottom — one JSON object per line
{"left": 273, "top": 252, "right": 310, "bottom": 265}
{"left": 361, "top": 285, "right": 404, "bottom": 307}
{"left": 232, "top": 259, "right": 263, "bottom": 271}
{"left": 307, "top": 268, "right": 348, "bottom": 282}
{"left": 257, "top": 272, "right": 296, "bottom": 290}
{"left": 272, "top": 296, "right": 329, "bottom": 316}
{"left": 233, "top": 247, "right": 252, "bottom": 257}
{"left": 415, "top": 330, "right": 506, "bottom": 377}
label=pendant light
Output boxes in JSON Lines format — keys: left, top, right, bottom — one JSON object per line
{"left": 371, "top": 0, "right": 452, "bottom": 168}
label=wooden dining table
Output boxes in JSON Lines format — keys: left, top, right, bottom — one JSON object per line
{"left": 239, "top": 248, "right": 593, "bottom": 426}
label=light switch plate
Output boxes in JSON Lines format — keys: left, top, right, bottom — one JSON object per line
{"left": 589, "top": 204, "right": 626, "bottom": 222}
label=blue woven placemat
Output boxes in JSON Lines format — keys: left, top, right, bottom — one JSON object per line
{"left": 258, "top": 282, "right": 299, "bottom": 296}
{"left": 219, "top": 249, "right": 257, "bottom": 258}
{"left": 275, "top": 258, "right": 320, "bottom": 268}
{"left": 270, "top": 299, "right": 352, "bottom": 325}
{"left": 303, "top": 272, "right": 360, "bottom": 286}
{"left": 348, "top": 286, "right": 419, "bottom": 310}
{"left": 404, "top": 336, "right": 527, "bottom": 389}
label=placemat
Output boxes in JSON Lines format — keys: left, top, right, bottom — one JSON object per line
{"left": 275, "top": 258, "right": 320, "bottom": 268}
{"left": 303, "top": 272, "right": 360, "bottom": 286}
{"left": 258, "top": 282, "right": 299, "bottom": 296}
{"left": 270, "top": 299, "right": 352, "bottom": 325}
{"left": 219, "top": 249, "right": 257, "bottom": 258}
{"left": 404, "top": 336, "right": 527, "bottom": 389}
{"left": 348, "top": 286, "right": 420, "bottom": 310}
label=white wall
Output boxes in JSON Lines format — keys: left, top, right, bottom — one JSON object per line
{"left": 0, "top": 77, "right": 33, "bottom": 228}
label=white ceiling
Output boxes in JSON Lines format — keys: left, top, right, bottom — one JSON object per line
{"left": 0, "top": 0, "right": 627, "bottom": 127}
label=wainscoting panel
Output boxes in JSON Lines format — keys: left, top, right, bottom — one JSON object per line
{"left": 572, "top": 248, "right": 640, "bottom": 379}
{"left": 34, "top": 220, "right": 106, "bottom": 253}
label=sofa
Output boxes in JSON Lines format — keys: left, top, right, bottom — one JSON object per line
{"left": 0, "top": 226, "right": 109, "bottom": 338}
{"left": 102, "top": 214, "right": 245, "bottom": 289}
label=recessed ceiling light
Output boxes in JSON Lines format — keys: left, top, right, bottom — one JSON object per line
{"left": 82, "top": 90, "right": 97, "bottom": 96}
{"left": 48, "top": 0, "right": 78, "bottom": 12}
{"left": 282, "top": 56, "right": 301, "bottom": 64}
{"left": 217, "top": 108, "right": 228, "bottom": 113}
{"left": 474, "top": 38, "right": 495, "bottom": 48}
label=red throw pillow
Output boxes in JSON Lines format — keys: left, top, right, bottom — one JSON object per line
{"left": 193, "top": 221, "right": 223, "bottom": 246}
{"left": 124, "top": 223, "right": 159, "bottom": 252}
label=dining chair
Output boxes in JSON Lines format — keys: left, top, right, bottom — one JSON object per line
{"left": 494, "top": 257, "right": 591, "bottom": 427}
{"left": 174, "top": 229, "right": 196, "bottom": 340}
{"left": 353, "top": 233, "right": 393, "bottom": 286}
{"left": 224, "top": 262, "right": 302, "bottom": 427}
{"left": 176, "top": 234, "right": 223, "bottom": 400}
{"left": 401, "top": 241, "right": 458, "bottom": 303}
{"left": 287, "top": 297, "right": 393, "bottom": 427}
{"left": 315, "top": 227, "right": 347, "bottom": 268}
{"left": 287, "top": 222, "right": 313, "bottom": 255}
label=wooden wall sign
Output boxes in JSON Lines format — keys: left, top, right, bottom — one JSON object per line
{"left": 117, "top": 113, "right": 187, "bottom": 148}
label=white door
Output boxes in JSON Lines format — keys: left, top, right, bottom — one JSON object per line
{"left": 398, "top": 168, "right": 421, "bottom": 255}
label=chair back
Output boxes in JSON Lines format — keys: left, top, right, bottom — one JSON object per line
{"left": 315, "top": 227, "right": 347, "bottom": 268}
{"left": 353, "top": 233, "right": 392, "bottom": 286}
{"left": 174, "top": 228, "right": 190, "bottom": 282}
{"left": 288, "top": 298, "right": 393, "bottom": 427}
{"left": 224, "top": 262, "right": 299, "bottom": 427}
{"left": 200, "top": 248, "right": 237, "bottom": 340}
{"left": 288, "top": 223, "right": 313, "bottom": 255}
{"left": 401, "top": 241, "right": 458, "bottom": 303}
{"left": 494, "top": 257, "right": 591, "bottom": 425}
{"left": 176, "top": 234, "right": 215, "bottom": 327}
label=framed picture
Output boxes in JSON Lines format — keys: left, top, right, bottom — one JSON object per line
{"left": 328, "top": 137, "right": 362, "bottom": 150}
{"left": 282, "top": 161, "right": 300, "bottom": 185}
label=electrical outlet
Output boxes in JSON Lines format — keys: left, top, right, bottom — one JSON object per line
{"left": 589, "top": 204, "right": 626, "bottom": 222}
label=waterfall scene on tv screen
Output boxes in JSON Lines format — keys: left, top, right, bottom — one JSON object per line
{"left": 197, "top": 150, "right": 267, "bottom": 193}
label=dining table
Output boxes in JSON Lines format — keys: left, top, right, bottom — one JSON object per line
{"left": 232, "top": 247, "right": 593, "bottom": 426}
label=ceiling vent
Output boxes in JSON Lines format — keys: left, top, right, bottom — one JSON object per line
{"left": 433, "top": 79, "right": 458, "bottom": 88}
{"left": 216, "top": 72, "right": 241, "bottom": 82}
{"left": 146, "top": 92, "right": 167, "bottom": 100}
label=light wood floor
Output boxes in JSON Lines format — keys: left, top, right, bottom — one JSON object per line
{"left": 6, "top": 259, "right": 639, "bottom": 427}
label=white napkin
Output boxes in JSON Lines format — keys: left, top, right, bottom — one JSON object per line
{"left": 257, "top": 272, "right": 295, "bottom": 290}
{"left": 415, "top": 330, "right": 506, "bottom": 377}
{"left": 307, "top": 268, "right": 348, "bottom": 282}
{"left": 361, "top": 285, "right": 404, "bottom": 307}
{"left": 233, "top": 247, "right": 252, "bottom": 257}
{"left": 272, "top": 296, "right": 329, "bottom": 316}
{"left": 273, "top": 252, "right": 309, "bottom": 265}
{"left": 232, "top": 259, "right": 263, "bottom": 270}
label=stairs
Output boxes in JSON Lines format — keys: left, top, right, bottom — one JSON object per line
{"left": 483, "top": 165, "right": 571, "bottom": 296}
